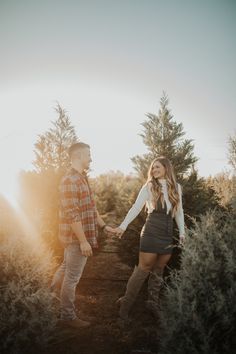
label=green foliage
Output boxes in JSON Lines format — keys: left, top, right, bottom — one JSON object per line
{"left": 228, "top": 134, "right": 236, "bottom": 171}
{"left": 33, "top": 103, "right": 78, "bottom": 173}
{"left": 206, "top": 172, "right": 234, "bottom": 208}
{"left": 181, "top": 170, "right": 221, "bottom": 227}
{"left": 20, "top": 103, "right": 79, "bottom": 255}
{"left": 121, "top": 93, "right": 221, "bottom": 268}
{"left": 90, "top": 171, "right": 143, "bottom": 266}
{"left": 158, "top": 209, "right": 236, "bottom": 354}
{"left": 91, "top": 171, "right": 141, "bottom": 219}
{"left": 91, "top": 172, "right": 120, "bottom": 214}
{"left": 0, "top": 235, "right": 57, "bottom": 353}
{"left": 132, "top": 93, "right": 197, "bottom": 179}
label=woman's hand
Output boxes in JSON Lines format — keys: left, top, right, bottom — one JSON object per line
{"left": 114, "top": 227, "right": 125, "bottom": 239}
{"left": 179, "top": 235, "right": 185, "bottom": 246}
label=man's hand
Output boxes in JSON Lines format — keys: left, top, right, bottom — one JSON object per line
{"left": 80, "top": 241, "right": 93, "bottom": 257}
{"left": 114, "top": 227, "right": 125, "bottom": 239}
{"left": 104, "top": 225, "right": 117, "bottom": 236}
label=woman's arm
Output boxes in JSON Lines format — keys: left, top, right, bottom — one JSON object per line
{"left": 174, "top": 184, "right": 185, "bottom": 237}
{"left": 118, "top": 184, "right": 149, "bottom": 231}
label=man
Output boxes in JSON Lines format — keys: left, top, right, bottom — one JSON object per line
{"left": 51, "top": 142, "right": 113, "bottom": 329}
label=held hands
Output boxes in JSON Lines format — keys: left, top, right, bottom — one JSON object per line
{"left": 103, "top": 225, "right": 117, "bottom": 236}
{"left": 80, "top": 225, "right": 125, "bottom": 256}
{"left": 113, "top": 227, "right": 125, "bottom": 239}
{"left": 102, "top": 225, "right": 125, "bottom": 239}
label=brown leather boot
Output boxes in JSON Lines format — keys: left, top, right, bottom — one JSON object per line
{"left": 119, "top": 266, "right": 149, "bottom": 321}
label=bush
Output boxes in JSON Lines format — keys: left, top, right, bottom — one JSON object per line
{"left": 206, "top": 172, "right": 234, "bottom": 208}
{"left": 19, "top": 169, "right": 63, "bottom": 246}
{"left": 158, "top": 208, "right": 236, "bottom": 354}
{"left": 91, "top": 171, "right": 141, "bottom": 219}
{"left": 0, "top": 235, "right": 57, "bottom": 354}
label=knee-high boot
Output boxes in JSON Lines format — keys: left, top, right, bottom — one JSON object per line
{"left": 119, "top": 265, "right": 149, "bottom": 320}
{"left": 146, "top": 266, "right": 164, "bottom": 317}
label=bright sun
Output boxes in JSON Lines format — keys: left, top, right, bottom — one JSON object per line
{"left": 0, "top": 170, "right": 19, "bottom": 209}
{"left": 0, "top": 169, "right": 42, "bottom": 241}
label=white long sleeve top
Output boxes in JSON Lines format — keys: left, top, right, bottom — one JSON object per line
{"left": 119, "top": 179, "right": 185, "bottom": 235}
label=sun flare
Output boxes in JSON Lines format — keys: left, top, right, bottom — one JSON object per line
{"left": 0, "top": 171, "right": 19, "bottom": 210}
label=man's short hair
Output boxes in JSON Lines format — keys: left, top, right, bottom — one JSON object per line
{"left": 68, "top": 142, "right": 90, "bottom": 159}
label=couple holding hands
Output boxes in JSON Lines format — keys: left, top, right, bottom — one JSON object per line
{"left": 51, "top": 142, "right": 185, "bottom": 329}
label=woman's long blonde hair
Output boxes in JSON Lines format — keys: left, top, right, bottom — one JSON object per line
{"left": 146, "top": 157, "right": 180, "bottom": 216}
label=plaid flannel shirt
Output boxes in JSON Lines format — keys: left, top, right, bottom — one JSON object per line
{"left": 59, "top": 168, "right": 98, "bottom": 248}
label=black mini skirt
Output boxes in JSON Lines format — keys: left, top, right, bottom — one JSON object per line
{"left": 140, "top": 210, "right": 174, "bottom": 254}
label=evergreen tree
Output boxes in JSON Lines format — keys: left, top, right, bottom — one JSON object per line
{"left": 227, "top": 134, "right": 236, "bottom": 210}
{"left": 228, "top": 134, "right": 236, "bottom": 171}
{"left": 20, "top": 104, "right": 78, "bottom": 254}
{"left": 131, "top": 93, "right": 220, "bottom": 226}
{"left": 132, "top": 93, "right": 197, "bottom": 179}
{"left": 33, "top": 103, "right": 78, "bottom": 173}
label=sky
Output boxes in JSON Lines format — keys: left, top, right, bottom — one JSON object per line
{"left": 0, "top": 0, "right": 235, "bottom": 203}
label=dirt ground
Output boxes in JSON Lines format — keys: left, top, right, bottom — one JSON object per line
{"left": 46, "top": 232, "right": 160, "bottom": 354}
{"left": 48, "top": 283, "right": 159, "bottom": 354}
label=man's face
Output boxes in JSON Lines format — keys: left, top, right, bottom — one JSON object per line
{"left": 80, "top": 147, "right": 92, "bottom": 170}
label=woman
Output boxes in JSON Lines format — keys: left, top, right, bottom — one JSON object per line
{"left": 114, "top": 156, "right": 185, "bottom": 321}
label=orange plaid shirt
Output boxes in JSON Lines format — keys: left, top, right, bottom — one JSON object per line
{"left": 59, "top": 168, "right": 98, "bottom": 248}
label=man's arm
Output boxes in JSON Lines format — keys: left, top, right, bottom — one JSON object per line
{"left": 96, "top": 210, "right": 116, "bottom": 234}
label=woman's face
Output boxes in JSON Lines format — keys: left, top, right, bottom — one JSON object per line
{"left": 152, "top": 161, "right": 166, "bottom": 179}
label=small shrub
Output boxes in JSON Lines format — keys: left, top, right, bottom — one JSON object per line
{"left": 159, "top": 209, "right": 236, "bottom": 354}
{"left": 0, "top": 235, "right": 57, "bottom": 354}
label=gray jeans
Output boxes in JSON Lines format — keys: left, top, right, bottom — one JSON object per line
{"left": 51, "top": 242, "right": 87, "bottom": 320}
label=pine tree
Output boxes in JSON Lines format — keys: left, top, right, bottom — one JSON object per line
{"left": 20, "top": 104, "right": 78, "bottom": 253}
{"left": 33, "top": 103, "right": 78, "bottom": 173}
{"left": 227, "top": 134, "right": 236, "bottom": 210}
{"left": 131, "top": 93, "right": 219, "bottom": 226}
{"left": 228, "top": 134, "right": 236, "bottom": 171}
{"left": 132, "top": 93, "right": 197, "bottom": 179}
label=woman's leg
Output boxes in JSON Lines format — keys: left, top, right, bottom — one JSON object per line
{"left": 155, "top": 253, "right": 172, "bottom": 273}
{"left": 147, "top": 253, "right": 172, "bottom": 316}
{"left": 139, "top": 251, "right": 158, "bottom": 271}
{"left": 119, "top": 252, "right": 157, "bottom": 320}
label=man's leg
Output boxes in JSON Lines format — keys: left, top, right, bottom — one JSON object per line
{"left": 50, "top": 256, "right": 66, "bottom": 293}
{"left": 60, "top": 242, "right": 87, "bottom": 321}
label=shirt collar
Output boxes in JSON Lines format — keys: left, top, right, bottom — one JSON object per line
{"left": 158, "top": 178, "right": 166, "bottom": 184}
{"left": 70, "top": 167, "right": 87, "bottom": 178}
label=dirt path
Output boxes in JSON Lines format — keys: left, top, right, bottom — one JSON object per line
{"left": 47, "top": 230, "right": 159, "bottom": 354}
